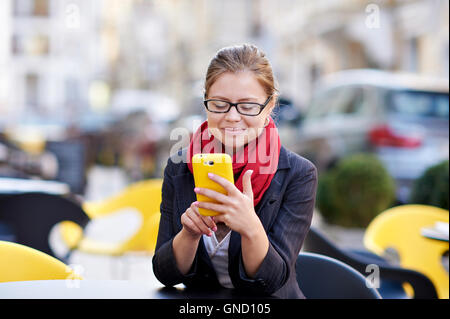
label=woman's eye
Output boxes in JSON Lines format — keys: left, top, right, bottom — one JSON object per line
{"left": 239, "top": 104, "right": 257, "bottom": 110}
{"left": 213, "top": 102, "right": 228, "bottom": 108}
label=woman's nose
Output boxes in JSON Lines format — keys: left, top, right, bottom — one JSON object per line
{"left": 224, "top": 106, "right": 241, "bottom": 121}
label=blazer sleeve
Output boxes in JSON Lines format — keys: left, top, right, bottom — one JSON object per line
{"left": 236, "top": 156, "right": 318, "bottom": 295}
{"left": 152, "top": 157, "right": 192, "bottom": 286}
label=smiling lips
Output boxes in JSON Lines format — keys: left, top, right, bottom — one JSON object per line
{"left": 222, "top": 127, "right": 247, "bottom": 135}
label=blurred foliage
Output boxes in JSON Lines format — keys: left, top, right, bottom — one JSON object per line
{"left": 409, "top": 160, "right": 449, "bottom": 210}
{"left": 317, "top": 153, "right": 396, "bottom": 228}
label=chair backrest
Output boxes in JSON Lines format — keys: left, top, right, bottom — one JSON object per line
{"left": 364, "top": 204, "right": 449, "bottom": 299}
{"left": 296, "top": 252, "right": 381, "bottom": 299}
{"left": 0, "top": 241, "right": 81, "bottom": 282}
{"left": 0, "top": 193, "right": 90, "bottom": 260}
{"left": 62, "top": 179, "right": 163, "bottom": 254}
{"left": 45, "top": 140, "right": 86, "bottom": 194}
{"left": 303, "top": 226, "right": 438, "bottom": 299}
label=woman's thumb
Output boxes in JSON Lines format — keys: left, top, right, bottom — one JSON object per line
{"left": 243, "top": 170, "right": 253, "bottom": 196}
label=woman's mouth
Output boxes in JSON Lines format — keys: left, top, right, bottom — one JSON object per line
{"left": 222, "top": 127, "right": 247, "bottom": 135}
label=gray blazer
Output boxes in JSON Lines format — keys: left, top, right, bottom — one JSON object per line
{"left": 152, "top": 146, "right": 317, "bottom": 298}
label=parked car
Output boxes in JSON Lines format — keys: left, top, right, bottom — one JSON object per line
{"left": 291, "top": 69, "right": 449, "bottom": 203}
{"left": 274, "top": 97, "right": 304, "bottom": 127}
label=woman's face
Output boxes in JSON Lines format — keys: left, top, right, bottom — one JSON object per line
{"left": 205, "top": 71, "right": 274, "bottom": 151}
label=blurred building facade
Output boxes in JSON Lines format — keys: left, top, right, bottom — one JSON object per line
{"left": 0, "top": 0, "right": 448, "bottom": 127}
{"left": 264, "top": 0, "right": 449, "bottom": 107}
{"left": 0, "top": 0, "right": 103, "bottom": 129}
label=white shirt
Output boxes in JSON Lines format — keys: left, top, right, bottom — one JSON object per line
{"left": 202, "top": 231, "right": 234, "bottom": 288}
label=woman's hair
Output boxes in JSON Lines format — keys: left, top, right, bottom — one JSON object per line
{"left": 204, "top": 44, "right": 279, "bottom": 99}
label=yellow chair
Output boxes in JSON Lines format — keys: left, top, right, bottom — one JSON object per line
{"left": 364, "top": 205, "right": 449, "bottom": 299}
{"left": 0, "top": 241, "right": 82, "bottom": 283}
{"left": 60, "top": 179, "right": 162, "bottom": 256}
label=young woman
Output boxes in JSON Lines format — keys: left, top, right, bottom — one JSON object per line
{"left": 152, "top": 44, "right": 317, "bottom": 298}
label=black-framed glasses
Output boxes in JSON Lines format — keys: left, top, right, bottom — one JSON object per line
{"left": 203, "top": 95, "right": 273, "bottom": 116}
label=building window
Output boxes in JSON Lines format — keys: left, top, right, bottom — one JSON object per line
{"left": 25, "top": 73, "right": 40, "bottom": 110}
{"left": 12, "top": 34, "right": 49, "bottom": 56}
{"left": 406, "top": 37, "right": 418, "bottom": 72}
{"left": 13, "top": 0, "right": 49, "bottom": 17}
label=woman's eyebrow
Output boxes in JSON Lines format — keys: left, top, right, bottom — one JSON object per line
{"left": 209, "top": 95, "right": 260, "bottom": 102}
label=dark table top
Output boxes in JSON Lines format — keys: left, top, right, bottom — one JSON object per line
{"left": 0, "top": 280, "right": 273, "bottom": 299}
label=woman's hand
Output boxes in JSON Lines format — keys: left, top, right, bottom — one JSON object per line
{"left": 180, "top": 201, "right": 217, "bottom": 240}
{"left": 174, "top": 203, "right": 217, "bottom": 275}
{"left": 193, "top": 170, "right": 261, "bottom": 238}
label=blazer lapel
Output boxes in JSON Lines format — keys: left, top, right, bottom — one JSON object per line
{"left": 173, "top": 172, "right": 196, "bottom": 224}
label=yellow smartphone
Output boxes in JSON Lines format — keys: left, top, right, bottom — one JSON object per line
{"left": 192, "top": 153, "right": 234, "bottom": 216}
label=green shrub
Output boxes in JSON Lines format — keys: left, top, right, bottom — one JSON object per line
{"left": 409, "top": 160, "right": 449, "bottom": 210}
{"left": 317, "top": 153, "right": 396, "bottom": 227}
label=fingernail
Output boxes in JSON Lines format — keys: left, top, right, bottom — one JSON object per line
{"left": 208, "top": 173, "right": 213, "bottom": 178}
{"left": 207, "top": 232, "right": 212, "bottom": 237}
{"left": 212, "top": 226, "right": 217, "bottom": 232}
{"left": 194, "top": 187, "right": 199, "bottom": 192}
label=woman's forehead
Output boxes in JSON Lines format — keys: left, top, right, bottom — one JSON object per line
{"left": 208, "top": 71, "right": 266, "bottom": 99}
